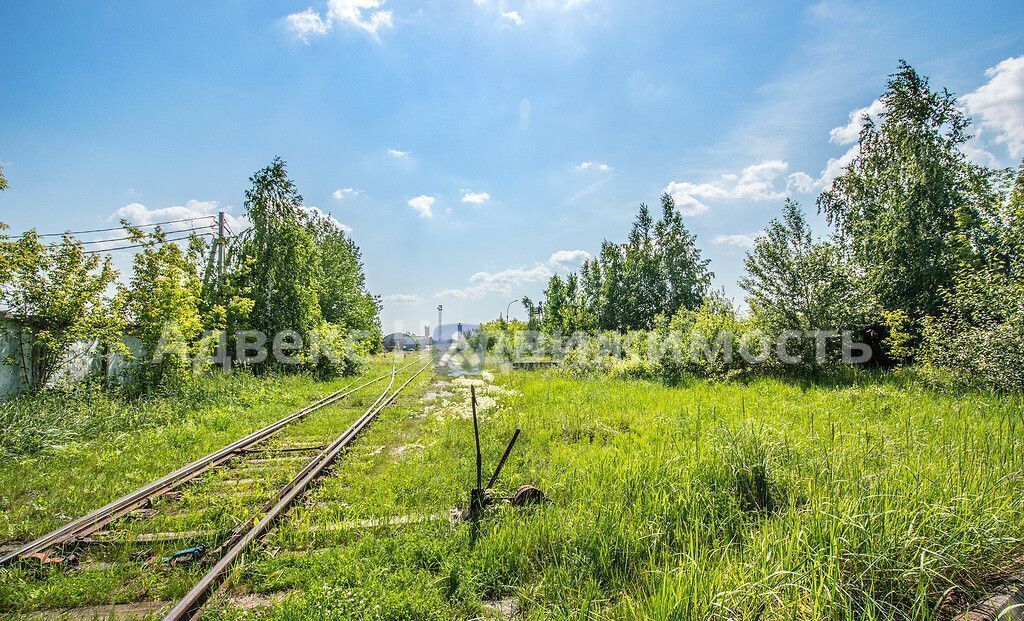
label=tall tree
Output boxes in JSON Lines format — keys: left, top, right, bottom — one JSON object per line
{"left": 116, "top": 225, "right": 208, "bottom": 389}
{"left": 541, "top": 274, "right": 568, "bottom": 334}
{"left": 313, "top": 214, "right": 382, "bottom": 346}
{"left": 0, "top": 164, "right": 8, "bottom": 191}
{"left": 236, "top": 158, "right": 323, "bottom": 341}
{"left": 596, "top": 240, "right": 627, "bottom": 330}
{"left": 817, "top": 61, "right": 989, "bottom": 322}
{"left": 221, "top": 157, "right": 382, "bottom": 368}
{"left": 741, "top": 200, "right": 865, "bottom": 338}
{"left": 535, "top": 199, "right": 712, "bottom": 333}
{"left": 654, "top": 193, "right": 712, "bottom": 316}
{"left": 622, "top": 204, "right": 662, "bottom": 329}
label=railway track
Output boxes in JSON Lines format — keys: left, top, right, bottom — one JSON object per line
{"left": 1, "top": 358, "right": 431, "bottom": 620}
{"left": 164, "top": 360, "right": 430, "bottom": 621}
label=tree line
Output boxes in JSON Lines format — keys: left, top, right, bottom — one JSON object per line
{"left": 0, "top": 158, "right": 382, "bottom": 394}
{"left": 520, "top": 62, "right": 1024, "bottom": 390}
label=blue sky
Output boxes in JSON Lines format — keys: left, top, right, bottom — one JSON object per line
{"left": 2, "top": 1, "right": 1023, "bottom": 335}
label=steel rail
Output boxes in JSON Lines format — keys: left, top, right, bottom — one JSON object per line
{"left": 0, "top": 362, "right": 413, "bottom": 567}
{"left": 162, "top": 362, "right": 430, "bottom": 621}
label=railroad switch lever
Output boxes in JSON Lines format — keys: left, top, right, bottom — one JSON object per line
{"left": 468, "top": 386, "right": 545, "bottom": 522}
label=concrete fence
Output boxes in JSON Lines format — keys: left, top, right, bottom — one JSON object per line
{"left": 0, "top": 316, "right": 144, "bottom": 400}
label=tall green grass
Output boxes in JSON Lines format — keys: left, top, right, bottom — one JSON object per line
{"left": 0, "top": 359, "right": 394, "bottom": 541}
{"left": 0, "top": 358, "right": 409, "bottom": 615}
{"left": 217, "top": 370, "right": 1024, "bottom": 620}
{"left": 3, "top": 365, "right": 1022, "bottom": 619}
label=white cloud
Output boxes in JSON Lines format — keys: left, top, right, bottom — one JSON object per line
{"left": 663, "top": 160, "right": 791, "bottom": 216}
{"left": 434, "top": 288, "right": 477, "bottom": 299}
{"left": 963, "top": 55, "right": 1024, "bottom": 159}
{"left": 285, "top": 0, "right": 393, "bottom": 42}
{"left": 781, "top": 100, "right": 882, "bottom": 192}
{"left": 770, "top": 98, "right": 885, "bottom": 191}
{"left": 519, "top": 98, "right": 531, "bottom": 130}
{"left": 786, "top": 171, "right": 815, "bottom": 193}
{"left": 302, "top": 205, "right": 352, "bottom": 232}
{"left": 286, "top": 8, "right": 330, "bottom": 43}
{"left": 830, "top": 98, "right": 885, "bottom": 145}
{"left": 110, "top": 199, "right": 353, "bottom": 235}
{"left": 407, "top": 195, "right": 435, "bottom": 218}
{"left": 331, "top": 187, "right": 361, "bottom": 201}
{"left": 548, "top": 249, "right": 590, "bottom": 266}
{"left": 461, "top": 191, "right": 490, "bottom": 205}
{"left": 961, "top": 132, "right": 1002, "bottom": 168}
{"left": 470, "top": 264, "right": 553, "bottom": 287}
{"left": 816, "top": 144, "right": 859, "bottom": 190}
{"left": 476, "top": 0, "right": 592, "bottom": 27}
{"left": 437, "top": 266, "right": 550, "bottom": 299}
{"left": 103, "top": 200, "right": 245, "bottom": 253}
{"left": 383, "top": 293, "right": 424, "bottom": 304}
{"left": 502, "top": 10, "right": 524, "bottom": 25}
{"left": 387, "top": 148, "right": 410, "bottom": 159}
{"left": 770, "top": 99, "right": 884, "bottom": 194}
{"left": 436, "top": 249, "right": 590, "bottom": 299}
{"left": 576, "top": 161, "right": 611, "bottom": 172}
{"left": 110, "top": 199, "right": 247, "bottom": 232}
{"left": 328, "top": 0, "right": 393, "bottom": 34}
{"left": 712, "top": 234, "right": 758, "bottom": 248}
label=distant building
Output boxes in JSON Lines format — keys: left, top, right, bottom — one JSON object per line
{"left": 432, "top": 323, "right": 479, "bottom": 345}
{"left": 382, "top": 332, "right": 427, "bottom": 351}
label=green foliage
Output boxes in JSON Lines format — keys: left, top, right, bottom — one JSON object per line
{"left": 114, "top": 223, "right": 210, "bottom": 391}
{"left": 475, "top": 317, "right": 528, "bottom": 358}
{"left": 309, "top": 321, "right": 372, "bottom": 378}
{"left": 802, "top": 60, "right": 1023, "bottom": 383}
{"left": 817, "top": 61, "right": 990, "bottom": 323}
{"left": 661, "top": 291, "right": 754, "bottom": 381}
{"left": 234, "top": 157, "right": 324, "bottom": 340}
{"left": 919, "top": 163, "right": 1024, "bottom": 390}
{"left": 880, "top": 309, "right": 916, "bottom": 365}
{"left": 314, "top": 216, "right": 383, "bottom": 352}
{"left": 0, "top": 228, "right": 121, "bottom": 391}
{"left": 223, "top": 157, "right": 381, "bottom": 374}
{"left": 540, "top": 194, "right": 711, "bottom": 334}
{"left": 0, "top": 164, "right": 8, "bottom": 191}
{"left": 555, "top": 294, "right": 758, "bottom": 383}
{"left": 741, "top": 200, "right": 868, "bottom": 366}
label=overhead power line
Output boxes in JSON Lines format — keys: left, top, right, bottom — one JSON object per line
{"left": 83, "top": 232, "right": 215, "bottom": 254}
{"left": 46, "top": 224, "right": 217, "bottom": 247}
{"left": 23, "top": 215, "right": 217, "bottom": 238}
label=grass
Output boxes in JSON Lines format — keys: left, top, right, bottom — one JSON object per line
{"left": 214, "top": 369, "right": 1024, "bottom": 620}
{"left": 0, "top": 357, "right": 411, "bottom": 615}
{"left": 0, "top": 357, "right": 397, "bottom": 541}
{"left": 2, "top": 363, "right": 1023, "bottom": 619}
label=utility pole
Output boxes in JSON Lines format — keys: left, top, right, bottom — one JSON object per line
{"left": 217, "top": 211, "right": 225, "bottom": 285}
{"left": 437, "top": 304, "right": 443, "bottom": 342}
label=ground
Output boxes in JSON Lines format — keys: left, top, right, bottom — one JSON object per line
{"left": 1, "top": 358, "right": 1023, "bottom": 619}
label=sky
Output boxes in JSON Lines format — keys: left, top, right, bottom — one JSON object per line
{"left": 2, "top": 0, "right": 1023, "bottom": 336}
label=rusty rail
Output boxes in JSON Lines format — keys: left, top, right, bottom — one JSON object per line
{"left": 162, "top": 362, "right": 430, "bottom": 621}
{"left": 0, "top": 362, "right": 414, "bottom": 567}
